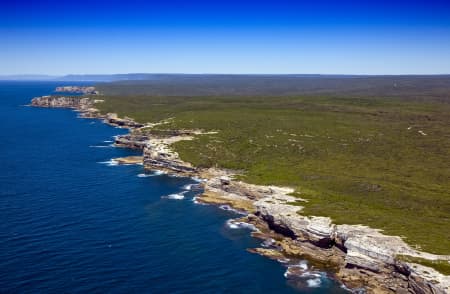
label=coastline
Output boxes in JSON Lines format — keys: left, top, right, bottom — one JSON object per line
{"left": 30, "top": 94, "right": 450, "bottom": 293}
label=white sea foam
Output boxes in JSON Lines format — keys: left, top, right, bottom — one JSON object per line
{"left": 162, "top": 193, "right": 185, "bottom": 200}
{"left": 168, "top": 173, "right": 183, "bottom": 178}
{"left": 277, "top": 258, "right": 290, "bottom": 264}
{"left": 227, "top": 222, "right": 240, "bottom": 229}
{"left": 137, "top": 173, "right": 153, "bottom": 178}
{"left": 287, "top": 260, "right": 309, "bottom": 271}
{"left": 89, "top": 145, "right": 112, "bottom": 148}
{"left": 261, "top": 238, "right": 276, "bottom": 248}
{"left": 162, "top": 191, "right": 188, "bottom": 200}
{"left": 192, "top": 196, "right": 207, "bottom": 205}
{"left": 226, "top": 219, "right": 256, "bottom": 231}
{"left": 98, "top": 159, "right": 118, "bottom": 166}
{"left": 306, "top": 278, "right": 321, "bottom": 288}
{"left": 298, "top": 261, "right": 308, "bottom": 270}
{"left": 300, "top": 272, "right": 322, "bottom": 278}
{"left": 138, "top": 170, "right": 167, "bottom": 177}
{"left": 182, "top": 184, "right": 193, "bottom": 190}
{"left": 103, "top": 140, "right": 113, "bottom": 143}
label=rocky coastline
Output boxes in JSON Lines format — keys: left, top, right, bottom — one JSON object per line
{"left": 30, "top": 95, "right": 450, "bottom": 294}
{"left": 55, "top": 86, "right": 99, "bottom": 95}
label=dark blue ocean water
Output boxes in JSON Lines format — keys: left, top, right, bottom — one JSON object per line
{"left": 0, "top": 82, "right": 346, "bottom": 293}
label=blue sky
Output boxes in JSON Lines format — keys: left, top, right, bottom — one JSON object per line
{"left": 1, "top": 0, "right": 450, "bottom": 75}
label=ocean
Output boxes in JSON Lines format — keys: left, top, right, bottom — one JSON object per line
{"left": 0, "top": 81, "right": 346, "bottom": 293}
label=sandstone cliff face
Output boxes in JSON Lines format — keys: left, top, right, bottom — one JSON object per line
{"left": 143, "top": 138, "right": 196, "bottom": 175}
{"left": 114, "top": 134, "right": 149, "bottom": 149}
{"left": 55, "top": 86, "right": 98, "bottom": 95}
{"left": 30, "top": 94, "right": 450, "bottom": 293}
{"left": 31, "top": 96, "right": 144, "bottom": 129}
{"left": 201, "top": 176, "right": 450, "bottom": 293}
{"left": 103, "top": 113, "right": 144, "bottom": 128}
{"left": 31, "top": 96, "right": 93, "bottom": 109}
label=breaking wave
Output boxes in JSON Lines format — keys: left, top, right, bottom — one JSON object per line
{"left": 182, "top": 184, "right": 193, "bottom": 190}
{"left": 306, "top": 278, "right": 321, "bottom": 288}
{"left": 137, "top": 173, "right": 153, "bottom": 178}
{"left": 226, "top": 219, "right": 256, "bottom": 231}
{"left": 97, "top": 159, "right": 118, "bottom": 166}
{"left": 90, "top": 145, "right": 113, "bottom": 148}
{"left": 162, "top": 191, "right": 188, "bottom": 200}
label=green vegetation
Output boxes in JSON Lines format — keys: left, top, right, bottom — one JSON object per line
{"left": 397, "top": 255, "right": 450, "bottom": 275}
{"left": 95, "top": 77, "right": 450, "bottom": 255}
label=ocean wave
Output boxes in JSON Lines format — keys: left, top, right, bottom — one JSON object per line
{"left": 306, "top": 278, "right": 321, "bottom": 288}
{"left": 137, "top": 173, "right": 153, "bottom": 178}
{"left": 98, "top": 159, "right": 118, "bottom": 166}
{"left": 168, "top": 174, "right": 185, "bottom": 178}
{"left": 103, "top": 140, "right": 113, "bottom": 143}
{"left": 296, "top": 260, "right": 308, "bottom": 271}
{"left": 277, "top": 258, "right": 291, "bottom": 264}
{"left": 182, "top": 184, "right": 193, "bottom": 190}
{"left": 261, "top": 238, "right": 277, "bottom": 248}
{"left": 300, "top": 271, "right": 321, "bottom": 279}
{"left": 192, "top": 177, "right": 205, "bottom": 183}
{"left": 89, "top": 145, "right": 113, "bottom": 148}
{"left": 162, "top": 191, "right": 188, "bottom": 200}
{"left": 137, "top": 170, "right": 167, "bottom": 177}
{"left": 284, "top": 261, "right": 324, "bottom": 281}
{"left": 226, "top": 219, "right": 256, "bottom": 231}
{"left": 192, "top": 196, "right": 207, "bottom": 205}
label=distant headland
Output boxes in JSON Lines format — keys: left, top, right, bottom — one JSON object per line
{"left": 55, "top": 86, "right": 99, "bottom": 95}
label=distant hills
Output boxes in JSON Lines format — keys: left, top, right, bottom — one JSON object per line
{"left": 1, "top": 73, "right": 449, "bottom": 82}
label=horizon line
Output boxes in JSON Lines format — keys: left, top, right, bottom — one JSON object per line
{"left": 1, "top": 73, "right": 450, "bottom": 77}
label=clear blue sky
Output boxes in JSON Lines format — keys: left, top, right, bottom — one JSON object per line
{"left": 1, "top": 0, "right": 450, "bottom": 75}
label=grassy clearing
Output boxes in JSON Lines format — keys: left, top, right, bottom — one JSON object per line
{"left": 397, "top": 255, "right": 450, "bottom": 275}
{"left": 96, "top": 94, "right": 450, "bottom": 255}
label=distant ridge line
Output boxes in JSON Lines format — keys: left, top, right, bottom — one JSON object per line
{"left": 1, "top": 73, "right": 449, "bottom": 82}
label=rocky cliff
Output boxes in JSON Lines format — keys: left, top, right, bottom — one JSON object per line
{"left": 30, "top": 93, "right": 450, "bottom": 294}
{"left": 199, "top": 176, "right": 450, "bottom": 293}
{"left": 31, "top": 96, "right": 93, "bottom": 109}
{"left": 103, "top": 113, "right": 144, "bottom": 128}
{"left": 55, "top": 86, "right": 99, "bottom": 95}
{"left": 31, "top": 96, "right": 144, "bottom": 129}
{"left": 143, "top": 137, "right": 197, "bottom": 175}
{"left": 114, "top": 134, "right": 149, "bottom": 149}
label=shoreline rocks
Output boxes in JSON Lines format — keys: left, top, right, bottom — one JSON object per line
{"left": 31, "top": 96, "right": 94, "bottom": 109}
{"left": 112, "top": 156, "right": 143, "bottom": 165}
{"left": 143, "top": 136, "right": 197, "bottom": 176}
{"left": 30, "top": 94, "right": 450, "bottom": 294}
{"left": 114, "top": 134, "right": 149, "bottom": 149}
